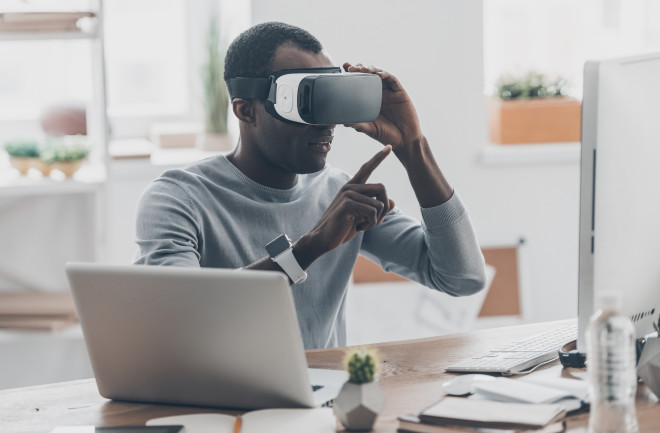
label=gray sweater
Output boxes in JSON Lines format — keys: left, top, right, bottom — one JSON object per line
{"left": 134, "top": 154, "right": 486, "bottom": 349}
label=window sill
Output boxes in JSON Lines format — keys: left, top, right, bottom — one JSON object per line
{"left": 480, "top": 142, "right": 580, "bottom": 166}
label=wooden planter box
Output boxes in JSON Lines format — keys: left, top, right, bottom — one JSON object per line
{"left": 489, "top": 97, "right": 581, "bottom": 144}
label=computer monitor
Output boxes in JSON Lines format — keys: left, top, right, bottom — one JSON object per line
{"left": 577, "top": 52, "right": 660, "bottom": 354}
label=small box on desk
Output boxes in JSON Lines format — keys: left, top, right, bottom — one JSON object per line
{"left": 150, "top": 122, "right": 203, "bottom": 149}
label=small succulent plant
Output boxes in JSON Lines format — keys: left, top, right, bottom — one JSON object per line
{"left": 3, "top": 140, "right": 40, "bottom": 158}
{"left": 345, "top": 347, "right": 379, "bottom": 384}
{"left": 494, "top": 71, "right": 570, "bottom": 100}
{"left": 40, "top": 135, "right": 91, "bottom": 163}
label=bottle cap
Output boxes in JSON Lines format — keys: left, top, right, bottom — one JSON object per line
{"left": 596, "top": 291, "right": 623, "bottom": 312}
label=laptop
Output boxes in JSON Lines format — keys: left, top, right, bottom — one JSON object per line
{"left": 65, "top": 263, "right": 347, "bottom": 410}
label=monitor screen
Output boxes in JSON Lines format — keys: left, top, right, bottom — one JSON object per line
{"left": 577, "top": 53, "right": 660, "bottom": 353}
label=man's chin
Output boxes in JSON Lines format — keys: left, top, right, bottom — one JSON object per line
{"left": 295, "top": 155, "right": 328, "bottom": 174}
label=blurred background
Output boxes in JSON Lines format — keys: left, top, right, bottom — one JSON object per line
{"left": 1, "top": 0, "right": 659, "bottom": 390}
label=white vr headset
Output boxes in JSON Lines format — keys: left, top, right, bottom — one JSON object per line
{"left": 226, "top": 67, "right": 382, "bottom": 125}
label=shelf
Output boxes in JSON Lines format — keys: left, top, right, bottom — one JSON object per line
{"left": 0, "top": 165, "right": 105, "bottom": 198}
{"left": 0, "top": 30, "right": 98, "bottom": 41}
{"left": 480, "top": 142, "right": 581, "bottom": 166}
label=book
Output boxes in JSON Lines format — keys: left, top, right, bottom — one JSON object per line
{"left": 146, "top": 409, "right": 336, "bottom": 433}
{"left": 0, "top": 292, "right": 76, "bottom": 316}
{"left": 0, "top": 314, "right": 78, "bottom": 331}
{"left": 0, "top": 292, "right": 78, "bottom": 331}
{"left": 398, "top": 415, "right": 566, "bottom": 433}
{"left": 418, "top": 397, "right": 565, "bottom": 430}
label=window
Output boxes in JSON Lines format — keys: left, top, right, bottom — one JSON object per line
{"left": 483, "top": 0, "right": 660, "bottom": 97}
{"left": 0, "top": 40, "right": 92, "bottom": 121}
{"left": 104, "top": 0, "right": 189, "bottom": 117}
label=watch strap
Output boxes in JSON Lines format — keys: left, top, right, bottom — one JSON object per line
{"left": 272, "top": 248, "right": 307, "bottom": 284}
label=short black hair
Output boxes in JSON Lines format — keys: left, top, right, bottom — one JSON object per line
{"left": 224, "top": 22, "right": 323, "bottom": 81}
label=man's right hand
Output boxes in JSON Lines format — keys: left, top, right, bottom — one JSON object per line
{"left": 293, "top": 146, "right": 395, "bottom": 268}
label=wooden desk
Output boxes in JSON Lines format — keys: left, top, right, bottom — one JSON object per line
{"left": 1, "top": 320, "right": 658, "bottom": 432}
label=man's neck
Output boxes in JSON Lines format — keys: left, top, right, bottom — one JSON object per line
{"left": 226, "top": 146, "right": 299, "bottom": 190}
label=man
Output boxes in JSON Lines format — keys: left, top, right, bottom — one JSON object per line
{"left": 134, "top": 22, "right": 486, "bottom": 349}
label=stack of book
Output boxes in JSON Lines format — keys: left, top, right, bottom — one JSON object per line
{"left": 398, "top": 397, "right": 566, "bottom": 433}
{"left": 0, "top": 292, "right": 78, "bottom": 331}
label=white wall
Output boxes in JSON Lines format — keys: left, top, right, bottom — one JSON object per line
{"left": 0, "top": 192, "right": 97, "bottom": 291}
{"left": 250, "top": 0, "right": 580, "bottom": 322}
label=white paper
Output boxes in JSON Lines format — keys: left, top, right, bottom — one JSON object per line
{"left": 473, "top": 378, "right": 573, "bottom": 404}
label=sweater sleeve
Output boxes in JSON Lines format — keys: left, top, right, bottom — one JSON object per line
{"left": 359, "top": 191, "right": 487, "bottom": 296}
{"left": 133, "top": 179, "right": 202, "bottom": 267}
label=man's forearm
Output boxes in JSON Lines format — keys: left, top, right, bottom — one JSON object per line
{"left": 393, "top": 136, "right": 453, "bottom": 208}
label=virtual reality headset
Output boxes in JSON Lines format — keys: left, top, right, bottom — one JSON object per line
{"left": 226, "top": 67, "right": 382, "bottom": 125}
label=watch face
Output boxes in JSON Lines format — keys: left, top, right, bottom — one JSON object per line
{"left": 266, "top": 234, "right": 292, "bottom": 257}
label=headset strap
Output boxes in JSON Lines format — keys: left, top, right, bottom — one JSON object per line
{"left": 226, "top": 77, "right": 271, "bottom": 100}
{"left": 226, "top": 67, "right": 342, "bottom": 101}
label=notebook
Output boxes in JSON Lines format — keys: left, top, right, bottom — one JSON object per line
{"left": 398, "top": 415, "right": 566, "bottom": 433}
{"left": 418, "top": 397, "right": 565, "bottom": 430}
{"left": 147, "top": 409, "right": 336, "bottom": 433}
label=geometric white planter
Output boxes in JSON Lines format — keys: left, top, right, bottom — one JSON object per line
{"left": 637, "top": 337, "right": 660, "bottom": 399}
{"left": 333, "top": 380, "right": 386, "bottom": 431}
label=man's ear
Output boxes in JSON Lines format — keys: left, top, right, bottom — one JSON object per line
{"left": 232, "top": 99, "right": 257, "bottom": 124}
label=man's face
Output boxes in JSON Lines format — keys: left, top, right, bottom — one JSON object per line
{"left": 252, "top": 42, "right": 336, "bottom": 175}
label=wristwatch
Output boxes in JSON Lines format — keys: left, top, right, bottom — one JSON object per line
{"left": 266, "top": 234, "right": 307, "bottom": 284}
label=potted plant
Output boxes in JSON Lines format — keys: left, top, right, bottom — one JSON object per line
{"left": 637, "top": 316, "right": 660, "bottom": 399}
{"left": 3, "top": 140, "right": 41, "bottom": 175}
{"left": 196, "top": 17, "right": 232, "bottom": 151}
{"left": 489, "top": 71, "right": 581, "bottom": 144}
{"left": 41, "top": 135, "right": 91, "bottom": 178}
{"left": 333, "top": 347, "right": 386, "bottom": 431}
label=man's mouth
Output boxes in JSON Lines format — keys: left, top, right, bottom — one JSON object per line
{"left": 308, "top": 135, "right": 334, "bottom": 153}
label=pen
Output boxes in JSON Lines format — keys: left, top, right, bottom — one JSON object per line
{"left": 233, "top": 415, "right": 242, "bottom": 433}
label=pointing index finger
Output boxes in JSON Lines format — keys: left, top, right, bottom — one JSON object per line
{"left": 349, "top": 145, "right": 392, "bottom": 184}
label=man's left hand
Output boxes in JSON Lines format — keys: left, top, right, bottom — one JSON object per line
{"left": 343, "top": 62, "right": 422, "bottom": 150}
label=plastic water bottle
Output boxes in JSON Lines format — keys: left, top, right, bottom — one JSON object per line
{"left": 586, "top": 291, "right": 639, "bottom": 433}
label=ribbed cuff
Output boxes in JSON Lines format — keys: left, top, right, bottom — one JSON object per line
{"left": 420, "top": 191, "right": 467, "bottom": 229}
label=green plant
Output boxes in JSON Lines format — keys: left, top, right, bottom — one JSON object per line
{"left": 345, "top": 347, "right": 379, "bottom": 384}
{"left": 41, "top": 136, "right": 91, "bottom": 163}
{"left": 494, "top": 71, "right": 569, "bottom": 100}
{"left": 202, "top": 17, "right": 228, "bottom": 134}
{"left": 3, "top": 140, "right": 40, "bottom": 158}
